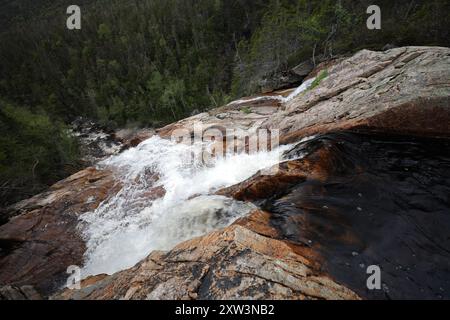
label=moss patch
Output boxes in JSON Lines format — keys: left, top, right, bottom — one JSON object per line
{"left": 309, "top": 69, "right": 328, "bottom": 90}
{"left": 241, "top": 106, "right": 252, "bottom": 114}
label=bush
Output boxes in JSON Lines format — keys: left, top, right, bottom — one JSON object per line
{"left": 0, "top": 101, "right": 80, "bottom": 206}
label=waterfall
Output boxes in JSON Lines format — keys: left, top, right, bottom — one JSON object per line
{"left": 227, "top": 77, "right": 315, "bottom": 106}
{"left": 79, "top": 135, "right": 290, "bottom": 277}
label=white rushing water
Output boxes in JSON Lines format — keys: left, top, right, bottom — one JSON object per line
{"left": 227, "top": 77, "right": 315, "bottom": 106}
{"left": 79, "top": 136, "right": 290, "bottom": 277}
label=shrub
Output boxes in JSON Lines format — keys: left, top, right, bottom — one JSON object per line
{"left": 0, "top": 101, "right": 80, "bottom": 206}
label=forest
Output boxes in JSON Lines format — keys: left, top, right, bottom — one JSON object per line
{"left": 1, "top": 0, "right": 449, "bottom": 206}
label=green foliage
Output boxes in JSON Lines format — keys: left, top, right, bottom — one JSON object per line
{"left": 232, "top": 0, "right": 450, "bottom": 96}
{"left": 0, "top": 0, "right": 449, "bottom": 205}
{"left": 1, "top": 0, "right": 448, "bottom": 123}
{"left": 0, "top": 101, "right": 80, "bottom": 206}
{"left": 0, "top": 0, "right": 273, "bottom": 127}
{"left": 241, "top": 107, "right": 252, "bottom": 114}
{"left": 309, "top": 69, "right": 328, "bottom": 90}
{"left": 97, "top": 23, "right": 112, "bottom": 40}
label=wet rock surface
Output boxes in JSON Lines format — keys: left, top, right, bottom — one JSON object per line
{"left": 58, "top": 131, "right": 450, "bottom": 300}
{"left": 223, "top": 132, "right": 450, "bottom": 299}
{"left": 0, "top": 168, "right": 120, "bottom": 296}
{"left": 70, "top": 118, "right": 123, "bottom": 165}
{"left": 1, "top": 46, "right": 450, "bottom": 300}
{"left": 70, "top": 117, "right": 156, "bottom": 164}
{"left": 0, "top": 285, "right": 42, "bottom": 300}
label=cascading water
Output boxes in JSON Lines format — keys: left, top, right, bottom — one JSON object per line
{"left": 227, "top": 77, "right": 315, "bottom": 106}
{"left": 78, "top": 76, "right": 318, "bottom": 278}
{"left": 79, "top": 135, "right": 290, "bottom": 277}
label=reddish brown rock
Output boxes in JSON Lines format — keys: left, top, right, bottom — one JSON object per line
{"left": 56, "top": 221, "right": 359, "bottom": 300}
{"left": 4, "top": 46, "right": 450, "bottom": 301}
{"left": 0, "top": 167, "right": 120, "bottom": 296}
{"left": 221, "top": 132, "right": 450, "bottom": 299}
{"left": 264, "top": 47, "right": 450, "bottom": 144}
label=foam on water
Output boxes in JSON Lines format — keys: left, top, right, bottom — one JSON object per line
{"left": 79, "top": 135, "right": 290, "bottom": 277}
{"left": 283, "top": 77, "right": 315, "bottom": 102}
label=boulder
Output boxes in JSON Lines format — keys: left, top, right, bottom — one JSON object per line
{"left": 292, "top": 59, "right": 315, "bottom": 77}
{"left": 259, "top": 55, "right": 328, "bottom": 93}
{"left": 259, "top": 70, "right": 305, "bottom": 94}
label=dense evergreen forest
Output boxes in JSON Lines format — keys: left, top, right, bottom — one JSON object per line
{"left": 1, "top": 0, "right": 449, "bottom": 206}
